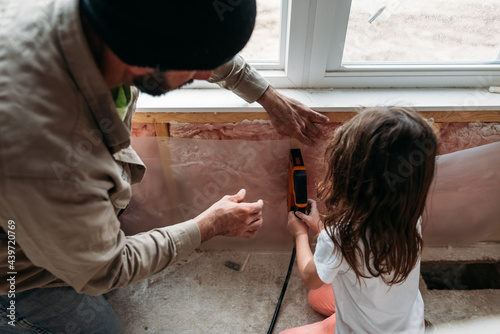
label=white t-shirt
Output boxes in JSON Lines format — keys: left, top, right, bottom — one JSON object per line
{"left": 314, "top": 223, "right": 425, "bottom": 334}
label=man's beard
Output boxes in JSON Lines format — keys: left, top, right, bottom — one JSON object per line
{"left": 133, "top": 70, "right": 193, "bottom": 97}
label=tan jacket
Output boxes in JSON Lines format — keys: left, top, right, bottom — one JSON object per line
{"left": 0, "top": 0, "right": 268, "bottom": 295}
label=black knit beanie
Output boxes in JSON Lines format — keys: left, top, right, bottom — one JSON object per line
{"left": 79, "top": 0, "right": 256, "bottom": 70}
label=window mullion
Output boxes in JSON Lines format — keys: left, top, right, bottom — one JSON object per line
{"left": 278, "top": 0, "right": 289, "bottom": 69}
{"left": 325, "top": 0, "right": 352, "bottom": 71}
{"left": 307, "top": 0, "right": 343, "bottom": 87}
{"left": 285, "top": 0, "right": 314, "bottom": 87}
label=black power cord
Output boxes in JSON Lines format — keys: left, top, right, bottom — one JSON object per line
{"left": 267, "top": 247, "right": 296, "bottom": 334}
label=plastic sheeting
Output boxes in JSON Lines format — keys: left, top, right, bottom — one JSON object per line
{"left": 120, "top": 137, "right": 295, "bottom": 250}
{"left": 119, "top": 137, "right": 500, "bottom": 250}
{"left": 424, "top": 141, "right": 500, "bottom": 245}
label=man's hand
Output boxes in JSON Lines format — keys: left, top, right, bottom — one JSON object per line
{"left": 292, "top": 199, "right": 322, "bottom": 235}
{"left": 195, "top": 189, "right": 264, "bottom": 242}
{"left": 257, "top": 86, "right": 330, "bottom": 146}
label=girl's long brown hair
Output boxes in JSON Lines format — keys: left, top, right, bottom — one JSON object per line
{"left": 317, "top": 107, "right": 437, "bottom": 285}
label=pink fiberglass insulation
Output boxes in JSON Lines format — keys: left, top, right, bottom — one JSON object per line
{"left": 132, "top": 121, "right": 500, "bottom": 154}
{"left": 438, "top": 122, "right": 500, "bottom": 155}
{"left": 169, "top": 120, "right": 285, "bottom": 140}
{"left": 132, "top": 123, "right": 156, "bottom": 137}
{"left": 168, "top": 120, "right": 342, "bottom": 141}
{"left": 131, "top": 120, "right": 342, "bottom": 141}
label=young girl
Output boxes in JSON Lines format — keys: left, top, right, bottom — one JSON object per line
{"left": 282, "top": 106, "right": 437, "bottom": 334}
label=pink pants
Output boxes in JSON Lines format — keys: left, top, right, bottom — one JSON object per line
{"left": 279, "top": 284, "right": 336, "bottom": 334}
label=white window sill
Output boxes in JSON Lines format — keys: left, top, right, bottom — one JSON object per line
{"left": 136, "top": 87, "right": 500, "bottom": 114}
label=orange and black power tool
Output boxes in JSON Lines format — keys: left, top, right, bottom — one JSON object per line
{"left": 287, "top": 148, "right": 308, "bottom": 214}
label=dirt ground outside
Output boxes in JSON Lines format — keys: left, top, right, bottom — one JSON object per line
{"left": 240, "top": 0, "right": 500, "bottom": 63}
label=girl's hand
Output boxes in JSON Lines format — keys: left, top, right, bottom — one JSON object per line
{"left": 287, "top": 210, "right": 309, "bottom": 238}
{"left": 293, "top": 199, "right": 322, "bottom": 235}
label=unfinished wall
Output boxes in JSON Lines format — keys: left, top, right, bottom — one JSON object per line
{"left": 120, "top": 119, "right": 500, "bottom": 248}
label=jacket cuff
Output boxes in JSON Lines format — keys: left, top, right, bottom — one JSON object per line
{"left": 167, "top": 219, "right": 202, "bottom": 259}
{"left": 232, "top": 65, "right": 269, "bottom": 103}
{"left": 209, "top": 55, "right": 270, "bottom": 104}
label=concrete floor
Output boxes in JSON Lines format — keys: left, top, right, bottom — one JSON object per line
{"left": 420, "top": 243, "right": 500, "bottom": 333}
{"left": 107, "top": 243, "right": 500, "bottom": 333}
{"left": 107, "top": 250, "right": 323, "bottom": 333}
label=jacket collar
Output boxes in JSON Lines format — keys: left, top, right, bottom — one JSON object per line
{"left": 56, "top": 0, "right": 130, "bottom": 153}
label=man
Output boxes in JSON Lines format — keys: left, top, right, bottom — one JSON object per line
{"left": 0, "top": 0, "right": 328, "bottom": 332}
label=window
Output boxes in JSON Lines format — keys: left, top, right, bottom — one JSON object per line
{"left": 342, "top": 0, "right": 499, "bottom": 63}
{"left": 239, "top": 0, "right": 282, "bottom": 65}
{"left": 244, "top": 0, "right": 500, "bottom": 89}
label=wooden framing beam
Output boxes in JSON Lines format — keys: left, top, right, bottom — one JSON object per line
{"left": 154, "top": 123, "right": 170, "bottom": 137}
{"left": 133, "top": 112, "right": 269, "bottom": 124}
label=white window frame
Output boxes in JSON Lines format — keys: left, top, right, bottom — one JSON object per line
{"left": 251, "top": 0, "right": 500, "bottom": 89}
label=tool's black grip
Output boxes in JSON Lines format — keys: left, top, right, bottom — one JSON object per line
{"left": 293, "top": 170, "right": 307, "bottom": 213}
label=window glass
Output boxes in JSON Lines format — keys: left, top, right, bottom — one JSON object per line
{"left": 342, "top": 0, "right": 500, "bottom": 63}
{"left": 239, "top": 0, "right": 281, "bottom": 61}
